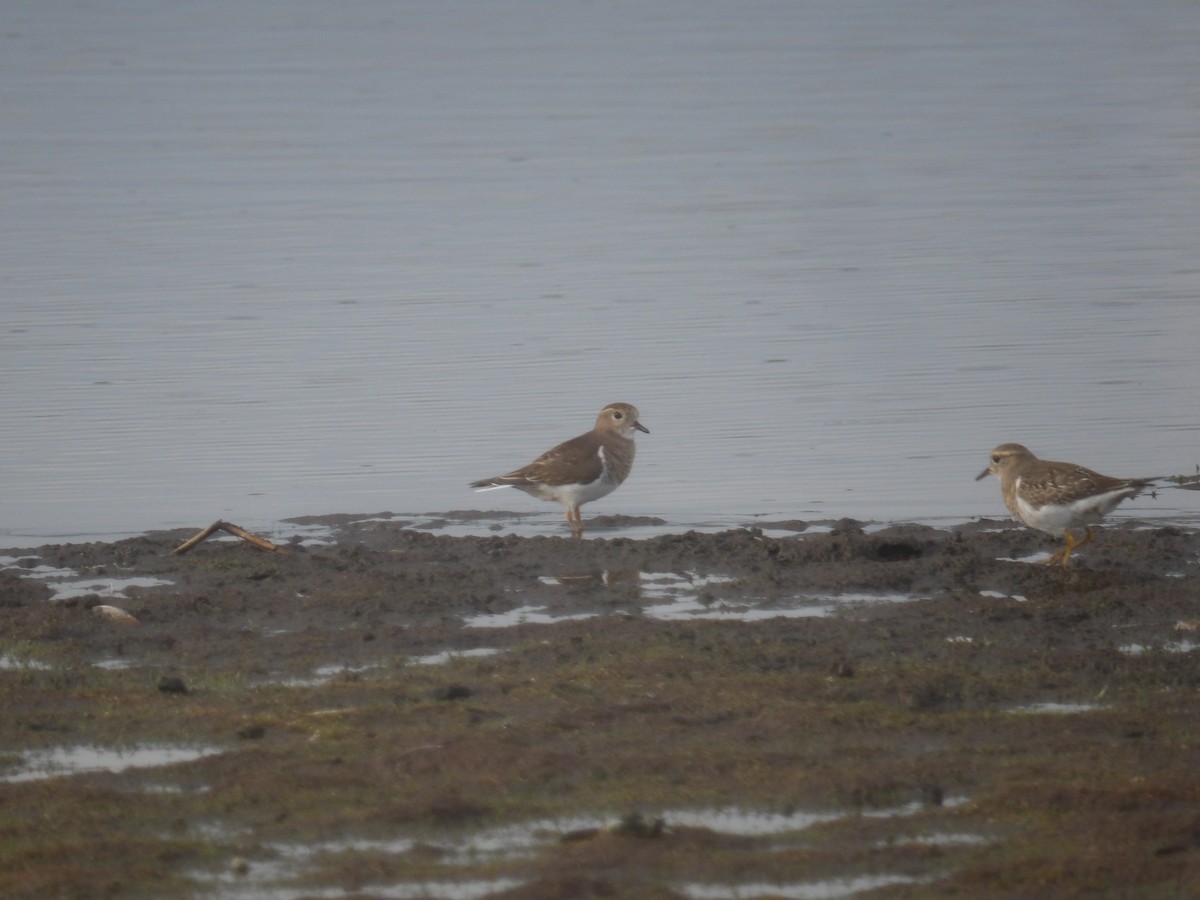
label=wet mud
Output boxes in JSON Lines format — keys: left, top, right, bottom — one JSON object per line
{"left": 2, "top": 514, "right": 1199, "bottom": 898}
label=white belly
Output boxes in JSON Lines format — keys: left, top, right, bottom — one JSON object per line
{"left": 520, "top": 473, "right": 619, "bottom": 508}
{"left": 1014, "top": 481, "right": 1135, "bottom": 534}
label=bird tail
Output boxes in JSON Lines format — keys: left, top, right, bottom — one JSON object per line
{"left": 469, "top": 477, "right": 517, "bottom": 491}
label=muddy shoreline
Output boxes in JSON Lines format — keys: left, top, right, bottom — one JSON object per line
{"left": 2, "top": 514, "right": 1199, "bottom": 898}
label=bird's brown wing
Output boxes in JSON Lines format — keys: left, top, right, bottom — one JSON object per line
{"left": 513, "top": 431, "right": 604, "bottom": 486}
{"left": 476, "top": 431, "right": 604, "bottom": 488}
{"left": 1021, "top": 461, "right": 1139, "bottom": 507}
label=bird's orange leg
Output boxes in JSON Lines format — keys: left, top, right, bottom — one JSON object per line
{"left": 1047, "top": 529, "right": 1083, "bottom": 568}
{"left": 565, "top": 507, "right": 584, "bottom": 538}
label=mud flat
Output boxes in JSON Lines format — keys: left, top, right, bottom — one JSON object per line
{"left": 2, "top": 513, "right": 1199, "bottom": 898}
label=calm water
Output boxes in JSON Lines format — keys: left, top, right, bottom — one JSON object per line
{"left": 3, "top": 0, "right": 1199, "bottom": 541}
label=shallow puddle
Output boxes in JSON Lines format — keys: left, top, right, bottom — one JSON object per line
{"left": 411, "top": 513, "right": 790, "bottom": 542}
{"left": 442, "top": 799, "right": 970, "bottom": 864}
{"left": 187, "top": 800, "right": 972, "bottom": 897}
{"left": 979, "top": 589, "right": 1028, "bottom": 603}
{"left": 410, "top": 648, "right": 501, "bottom": 666}
{"left": 1008, "top": 702, "right": 1105, "bottom": 714}
{"left": 676, "top": 874, "right": 929, "bottom": 899}
{"left": 2, "top": 561, "right": 77, "bottom": 581}
{"left": 197, "top": 865, "right": 525, "bottom": 900}
{"left": 462, "top": 592, "right": 921, "bottom": 627}
{"left": 882, "top": 832, "right": 989, "bottom": 847}
{"left": 664, "top": 808, "right": 844, "bottom": 834}
{"left": 646, "top": 577, "right": 918, "bottom": 621}
{"left": 2, "top": 744, "right": 224, "bottom": 783}
{"left": 539, "top": 570, "right": 645, "bottom": 588}
{"left": 312, "top": 662, "right": 378, "bottom": 679}
{"left": 462, "top": 605, "right": 599, "bottom": 628}
{"left": 1119, "top": 639, "right": 1198, "bottom": 655}
{"left": 995, "top": 551, "right": 1056, "bottom": 565}
{"left": 189, "top": 831, "right": 526, "bottom": 899}
{"left": 0, "top": 652, "right": 51, "bottom": 671}
{"left": 371, "top": 881, "right": 529, "bottom": 900}
{"left": 267, "top": 662, "right": 382, "bottom": 687}
{"left": 1, "top": 554, "right": 174, "bottom": 600}
{"left": 641, "top": 592, "right": 915, "bottom": 622}
{"left": 47, "top": 575, "right": 174, "bottom": 601}
{"left": 92, "top": 656, "right": 138, "bottom": 670}
{"left": 666, "top": 798, "right": 965, "bottom": 835}
{"left": 263, "top": 650, "right": 503, "bottom": 686}
{"left": 518, "top": 570, "right": 920, "bottom": 625}
{"left": 638, "top": 571, "right": 736, "bottom": 596}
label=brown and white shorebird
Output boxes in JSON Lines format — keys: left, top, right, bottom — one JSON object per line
{"left": 470, "top": 402, "right": 648, "bottom": 537}
{"left": 976, "top": 443, "right": 1156, "bottom": 567}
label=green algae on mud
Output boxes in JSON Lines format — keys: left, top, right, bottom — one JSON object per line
{"left": 1, "top": 516, "right": 1200, "bottom": 898}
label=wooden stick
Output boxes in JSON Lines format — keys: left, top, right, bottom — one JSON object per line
{"left": 171, "top": 522, "right": 222, "bottom": 555}
{"left": 218, "top": 521, "right": 284, "bottom": 553}
{"left": 172, "top": 520, "right": 285, "bottom": 555}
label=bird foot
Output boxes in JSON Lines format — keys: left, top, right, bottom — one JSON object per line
{"left": 1044, "top": 529, "right": 1089, "bottom": 568}
{"left": 565, "top": 508, "right": 584, "bottom": 539}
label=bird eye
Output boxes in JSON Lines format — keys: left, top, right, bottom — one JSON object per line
{"left": 991, "top": 455, "right": 1001, "bottom": 464}
{"left": 613, "top": 411, "right": 624, "bottom": 420}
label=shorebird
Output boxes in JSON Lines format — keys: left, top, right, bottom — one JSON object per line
{"left": 470, "top": 402, "right": 648, "bottom": 537}
{"left": 977, "top": 443, "right": 1156, "bottom": 567}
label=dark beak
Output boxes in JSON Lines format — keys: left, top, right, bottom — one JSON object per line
{"left": 634, "top": 421, "right": 650, "bottom": 434}
{"left": 975, "top": 468, "right": 990, "bottom": 481}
